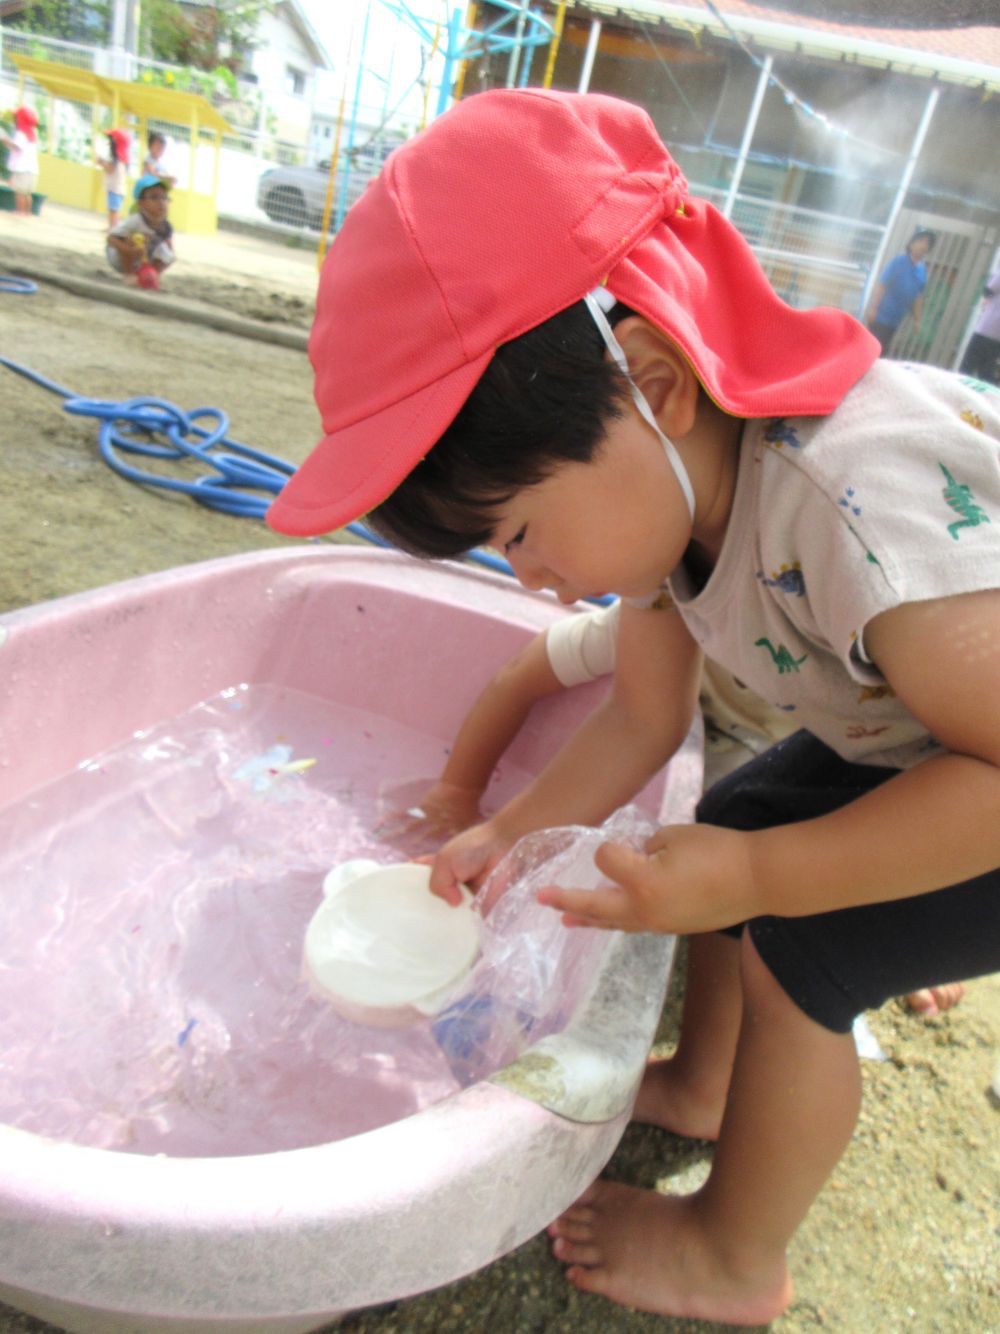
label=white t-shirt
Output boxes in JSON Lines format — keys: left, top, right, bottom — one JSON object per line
{"left": 6, "top": 129, "right": 38, "bottom": 176}
{"left": 107, "top": 211, "right": 175, "bottom": 266}
{"left": 664, "top": 360, "right": 1000, "bottom": 768}
{"left": 102, "top": 159, "right": 127, "bottom": 194}
{"left": 545, "top": 600, "right": 795, "bottom": 756}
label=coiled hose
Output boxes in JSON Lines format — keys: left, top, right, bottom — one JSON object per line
{"left": 0, "top": 350, "right": 610, "bottom": 599}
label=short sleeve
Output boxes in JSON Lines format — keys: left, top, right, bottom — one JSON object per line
{"left": 760, "top": 366, "right": 1000, "bottom": 676}
{"left": 108, "top": 215, "right": 140, "bottom": 239}
{"left": 545, "top": 602, "right": 620, "bottom": 686}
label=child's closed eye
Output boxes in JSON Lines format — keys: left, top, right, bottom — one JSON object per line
{"left": 503, "top": 527, "right": 526, "bottom": 554}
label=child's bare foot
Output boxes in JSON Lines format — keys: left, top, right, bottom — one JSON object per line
{"left": 548, "top": 1180, "right": 792, "bottom": 1325}
{"left": 631, "top": 1056, "right": 726, "bottom": 1140}
{"left": 904, "top": 983, "right": 965, "bottom": 1016}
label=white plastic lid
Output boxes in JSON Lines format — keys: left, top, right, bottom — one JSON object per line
{"left": 303, "top": 861, "right": 480, "bottom": 1017}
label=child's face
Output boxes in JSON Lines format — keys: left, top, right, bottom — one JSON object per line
{"left": 489, "top": 404, "right": 692, "bottom": 603}
{"left": 138, "top": 187, "right": 169, "bottom": 224}
{"left": 149, "top": 138, "right": 165, "bottom": 159}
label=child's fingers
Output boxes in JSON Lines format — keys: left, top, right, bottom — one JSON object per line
{"left": 426, "top": 868, "right": 466, "bottom": 907}
{"left": 536, "top": 840, "right": 661, "bottom": 932}
{"left": 429, "top": 839, "right": 496, "bottom": 902}
{"left": 594, "top": 839, "right": 650, "bottom": 887}
{"left": 536, "top": 882, "right": 634, "bottom": 931}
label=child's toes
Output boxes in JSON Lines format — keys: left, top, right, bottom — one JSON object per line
{"left": 551, "top": 1234, "right": 601, "bottom": 1267}
{"left": 547, "top": 1213, "right": 593, "bottom": 1242}
{"left": 547, "top": 1196, "right": 596, "bottom": 1235}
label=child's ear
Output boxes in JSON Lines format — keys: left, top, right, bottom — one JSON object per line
{"left": 609, "top": 316, "right": 700, "bottom": 438}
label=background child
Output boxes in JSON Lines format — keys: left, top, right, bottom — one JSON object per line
{"left": 1, "top": 106, "right": 39, "bottom": 217}
{"left": 142, "top": 131, "right": 177, "bottom": 187}
{"left": 97, "top": 127, "right": 130, "bottom": 229}
{"left": 106, "top": 174, "right": 175, "bottom": 289}
{"left": 266, "top": 90, "right": 1000, "bottom": 1325}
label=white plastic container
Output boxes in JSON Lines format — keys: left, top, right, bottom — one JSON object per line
{"left": 304, "top": 860, "right": 481, "bottom": 1026}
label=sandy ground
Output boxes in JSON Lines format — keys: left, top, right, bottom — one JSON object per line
{"left": 0, "top": 206, "right": 998, "bottom": 1334}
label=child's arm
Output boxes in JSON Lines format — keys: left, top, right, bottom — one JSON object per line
{"left": 430, "top": 599, "right": 702, "bottom": 898}
{"left": 542, "top": 588, "right": 1000, "bottom": 935}
{"left": 107, "top": 231, "right": 142, "bottom": 274}
{"left": 408, "top": 629, "right": 563, "bottom": 835}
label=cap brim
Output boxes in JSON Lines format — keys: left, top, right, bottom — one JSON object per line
{"left": 266, "top": 348, "right": 493, "bottom": 537}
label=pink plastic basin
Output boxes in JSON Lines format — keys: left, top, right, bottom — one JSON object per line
{"left": 0, "top": 547, "right": 702, "bottom": 1333}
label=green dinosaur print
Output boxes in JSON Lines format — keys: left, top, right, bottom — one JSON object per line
{"left": 939, "top": 463, "right": 991, "bottom": 540}
{"left": 754, "top": 637, "right": 807, "bottom": 673}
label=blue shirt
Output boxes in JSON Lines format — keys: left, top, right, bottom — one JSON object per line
{"left": 874, "top": 253, "right": 927, "bottom": 329}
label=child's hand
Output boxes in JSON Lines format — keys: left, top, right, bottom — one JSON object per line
{"left": 379, "top": 780, "right": 482, "bottom": 842}
{"left": 537, "top": 823, "right": 758, "bottom": 935}
{"left": 429, "top": 818, "right": 515, "bottom": 905}
{"left": 374, "top": 779, "right": 483, "bottom": 862}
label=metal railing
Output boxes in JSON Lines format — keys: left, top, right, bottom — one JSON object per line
{"left": 698, "top": 184, "right": 884, "bottom": 316}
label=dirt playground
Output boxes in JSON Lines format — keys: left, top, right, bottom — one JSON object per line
{"left": 0, "top": 209, "right": 997, "bottom": 1334}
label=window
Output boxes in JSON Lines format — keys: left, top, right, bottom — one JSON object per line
{"left": 284, "top": 66, "right": 306, "bottom": 97}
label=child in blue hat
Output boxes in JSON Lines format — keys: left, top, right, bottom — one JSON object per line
{"left": 106, "top": 174, "right": 175, "bottom": 288}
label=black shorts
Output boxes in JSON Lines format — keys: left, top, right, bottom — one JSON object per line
{"left": 696, "top": 731, "right": 1000, "bottom": 1033}
{"left": 867, "top": 320, "right": 898, "bottom": 356}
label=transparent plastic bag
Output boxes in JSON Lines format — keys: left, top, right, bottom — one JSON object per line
{"left": 431, "top": 805, "right": 658, "bottom": 1084}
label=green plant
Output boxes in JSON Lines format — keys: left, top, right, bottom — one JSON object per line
{"left": 142, "top": 0, "right": 276, "bottom": 77}
{"left": 6, "top": 0, "right": 111, "bottom": 43}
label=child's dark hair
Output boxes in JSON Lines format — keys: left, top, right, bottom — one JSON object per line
{"left": 106, "top": 131, "right": 121, "bottom": 164}
{"left": 368, "top": 300, "right": 635, "bottom": 558}
{"left": 148, "top": 131, "right": 166, "bottom": 150}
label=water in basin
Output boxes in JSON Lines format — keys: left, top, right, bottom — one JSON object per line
{"left": 0, "top": 683, "right": 551, "bottom": 1158}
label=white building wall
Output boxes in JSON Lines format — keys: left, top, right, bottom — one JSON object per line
{"left": 248, "top": 7, "right": 322, "bottom": 145}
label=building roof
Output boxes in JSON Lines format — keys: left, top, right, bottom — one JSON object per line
{"left": 11, "top": 55, "right": 234, "bottom": 134}
{"left": 714, "top": 0, "right": 1000, "bottom": 65}
{"left": 583, "top": 1, "right": 1000, "bottom": 87}
{"left": 280, "top": 0, "right": 334, "bottom": 70}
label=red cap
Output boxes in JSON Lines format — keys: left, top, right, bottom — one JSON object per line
{"left": 14, "top": 106, "right": 38, "bottom": 142}
{"left": 107, "top": 127, "right": 131, "bottom": 165}
{"left": 267, "top": 89, "right": 878, "bottom": 537}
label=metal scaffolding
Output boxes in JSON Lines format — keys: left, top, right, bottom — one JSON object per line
{"left": 381, "top": 2, "right": 559, "bottom": 117}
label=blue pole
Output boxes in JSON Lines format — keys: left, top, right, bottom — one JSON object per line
{"left": 435, "top": 7, "right": 463, "bottom": 118}
{"left": 336, "top": 0, "right": 374, "bottom": 231}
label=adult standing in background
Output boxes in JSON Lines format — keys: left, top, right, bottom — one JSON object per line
{"left": 959, "top": 263, "right": 1000, "bottom": 386}
{"left": 865, "top": 228, "right": 936, "bottom": 356}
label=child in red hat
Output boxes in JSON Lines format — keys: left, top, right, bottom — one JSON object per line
{"left": 97, "top": 127, "right": 131, "bottom": 229}
{"left": 2, "top": 106, "right": 39, "bottom": 216}
{"left": 268, "top": 90, "right": 1000, "bottom": 1324}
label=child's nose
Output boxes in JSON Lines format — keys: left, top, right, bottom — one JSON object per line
{"left": 505, "top": 546, "right": 550, "bottom": 593}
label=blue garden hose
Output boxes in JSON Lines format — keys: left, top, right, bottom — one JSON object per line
{"left": 0, "top": 276, "right": 38, "bottom": 294}
{"left": 0, "top": 349, "right": 612, "bottom": 603}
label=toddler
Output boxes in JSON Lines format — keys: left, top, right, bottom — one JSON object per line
{"left": 142, "top": 130, "right": 177, "bottom": 187}
{"left": 267, "top": 91, "right": 1000, "bottom": 1324}
{"left": 97, "top": 127, "right": 130, "bottom": 229}
{"left": 1, "top": 106, "right": 39, "bottom": 216}
{"left": 106, "top": 174, "right": 175, "bottom": 289}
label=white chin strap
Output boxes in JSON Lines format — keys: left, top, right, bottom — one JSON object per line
{"left": 583, "top": 288, "right": 696, "bottom": 522}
